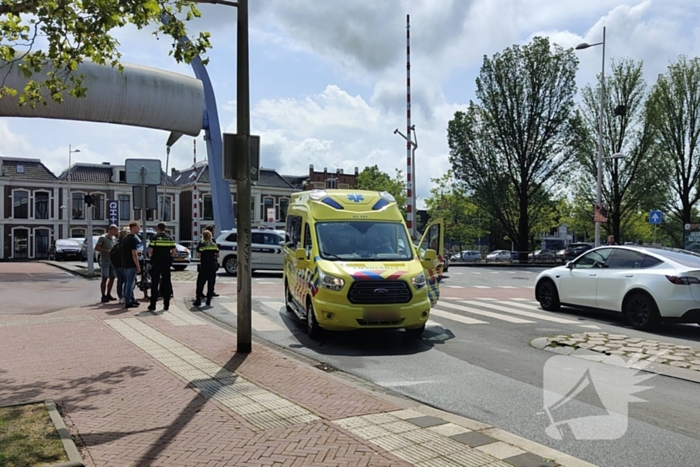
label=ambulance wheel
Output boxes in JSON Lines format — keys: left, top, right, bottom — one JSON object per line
{"left": 306, "top": 299, "right": 322, "bottom": 340}
{"left": 406, "top": 325, "right": 425, "bottom": 339}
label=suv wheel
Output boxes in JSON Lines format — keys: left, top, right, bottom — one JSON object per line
{"left": 224, "top": 256, "right": 237, "bottom": 275}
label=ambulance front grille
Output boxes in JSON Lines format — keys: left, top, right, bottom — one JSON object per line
{"left": 347, "top": 280, "right": 412, "bottom": 305}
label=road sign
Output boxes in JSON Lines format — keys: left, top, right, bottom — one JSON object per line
{"left": 649, "top": 211, "right": 662, "bottom": 225}
{"left": 108, "top": 200, "right": 119, "bottom": 225}
{"left": 223, "top": 133, "right": 260, "bottom": 182}
{"left": 125, "top": 159, "right": 162, "bottom": 185}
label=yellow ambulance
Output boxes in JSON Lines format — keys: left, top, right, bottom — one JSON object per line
{"left": 283, "top": 189, "right": 444, "bottom": 339}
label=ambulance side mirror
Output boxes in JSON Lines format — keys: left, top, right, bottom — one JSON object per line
{"left": 295, "top": 248, "right": 309, "bottom": 269}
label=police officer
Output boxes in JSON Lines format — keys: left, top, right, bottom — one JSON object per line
{"left": 197, "top": 225, "right": 219, "bottom": 297}
{"left": 148, "top": 222, "right": 176, "bottom": 311}
{"left": 194, "top": 229, "right": 219, "bottom": 307}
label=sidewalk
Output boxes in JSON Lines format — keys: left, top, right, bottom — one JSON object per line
{"left": 0, "top": 282, "right": 596, "bottom": 466}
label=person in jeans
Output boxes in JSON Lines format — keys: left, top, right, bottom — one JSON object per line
{"left": 194, "top": 230, "right": 219, "bottom": 307}
{"left": 96, "top": 224, "right": 119, "bottom": 303}
{"left": 122, "top": 221, "right": 142, "bottom": 309}
{"left": 111, "top": 228, "right": 128, "bottom": 304}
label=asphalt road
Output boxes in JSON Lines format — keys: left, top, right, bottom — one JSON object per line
{"left": 197, "top": 264, "right": 700, "bottom": 467}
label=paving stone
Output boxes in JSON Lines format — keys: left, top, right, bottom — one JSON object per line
{"left": 689, "top": 365, "right": 700, "bottom": 371}
{"left": 625, "top": 338, "right": 643, "bottom": 343}
{"left": 609, "top": 350, "right": 626, "bottom": 355}
{"left": 503, "top": 452, "right": 558, "bottom": 467}
{"left": 591, "top": 346, "right": 611, "bottom": 352}
{"left": 446, "top": 448, "right": 498, "bottom": 466}
{"left": 645, "top": 349, "right": 668, "bottom": 355}
{"left": 606, "top": 334, "right": 628, "bottom": 340}
{"left": 577, "top": 342, "right": 596, "bottom": 349}
{"left": 406, "top": 416, "right": 448, "bottom": 428}
{"left": 416, "top": 458, "right": 464, "bottom": 467}
{"left": 476, "top": 441, "right": 526, "bottom": 460}
{"left": 421, "top": 437, "right": 467, "bottom": 455}
{"left": 393, "top": 444, "right": 440, "bottom": 463}
{"left": 625, "top": 343, "right": 644, "bottom": 347}
{"left": 675, "top": 345, "right": 694, "bottom": 350}
{"left": 664, "top": 355, "right": 689, "bottom": 361}
{"left": 450, "top": 431, "right": 498, "bottom": 447}
{"left": 689, "top": 360, "right": 700, "bottom": 366}
{"left": 669, "top": 362, "right": 692, "bottom": 368}
{"left": 391, "top": 409, "right": 426, "bottom": 420}
{"left": 427, "top": 423, "right": 470, "bottom": 437}
{"left": 620, "top": 347, "right": 647, "bottom": 353}
{"left": 673, "top": 352, "right": 691, "bottom": 357}
{"left": 370, "top": 433, "right": 414, "bottom": 452}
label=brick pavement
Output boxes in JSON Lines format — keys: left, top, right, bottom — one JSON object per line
{"left": 0, "top": 263, "right": 594, "bottom": 467}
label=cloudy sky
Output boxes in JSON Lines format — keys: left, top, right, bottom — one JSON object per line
{"left": 1, "top": 0, "right": 699, "bottom": 208}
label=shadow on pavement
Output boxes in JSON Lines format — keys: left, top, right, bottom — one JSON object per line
{"left": 277, "top": 309, "right": 452, "bottom": 357}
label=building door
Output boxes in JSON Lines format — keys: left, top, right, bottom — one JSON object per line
{"left": 35, "top": 229, "right": 50, "bottom": 259}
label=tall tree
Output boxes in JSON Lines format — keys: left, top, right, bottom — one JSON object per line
{"left": 356, "top": 165, "right": 407, "bottom": 215}
{"left": 578, "top": 58, "right": 670, "bottom": 243}
{"left": 448, "top": 36, "right": 582, "bottom": 261}
{"left": 424, "top": 171, "right": 483, "bottom": 250}
{"left": 1, "top": 0, "right": 211, "bottom": 106}
{"left": 648, "top": 55, "right": 700, "bottom": 226}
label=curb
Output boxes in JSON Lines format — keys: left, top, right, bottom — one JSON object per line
{"left": 191, "top": 300, "right": 597, "bottom": 467}
{"left": 530, "top": 337, "right": 700, "bottom": 384}
{"left": 40, "top": 260, "right": 100, "bottom": 279}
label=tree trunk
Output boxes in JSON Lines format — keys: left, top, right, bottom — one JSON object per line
{"left": 518, "top": 192, "right": 529, "bottom": 264}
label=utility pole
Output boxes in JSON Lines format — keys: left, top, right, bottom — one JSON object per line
{"left": 236, "top": 0, "right": 252, "bottom": 353}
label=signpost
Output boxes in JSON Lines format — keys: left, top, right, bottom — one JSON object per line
{"left": 125, "top": 159, "right": 162, "bottom": 259}
{"left": 649, "top": 210, "right": 662, "bottom": 245}
{"left": 108, "top": 200, "right": 119, "bottom": 226}
{"left": 266, "top": 208, "right": 275, "bottom": 228}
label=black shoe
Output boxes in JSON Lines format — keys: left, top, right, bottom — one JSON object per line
{"left": 101, "top": 296, "right": 109, "bottom": 303}
{"left": 213, "top": 293, "right": 219, "bottom": 297}
{"left": 193, "top": 299, "right": 201, "bottom": 307}
{"left": 107, "top": 294, "right": 116, "bottom": 301}
{"left": 164, "top": 302, "right": 170, "bottom": 311}
{"left": 130, "top": 302, "right": 140, "bottom": 308}
{"left": 148, "top": 304, "right": 156, "bottom": 311}
{"left": 206, "top": 298, "right": 212, "bottom": 306}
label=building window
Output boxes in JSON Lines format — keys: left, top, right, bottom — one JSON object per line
{"left": 93, "top": 228, "right": 105, "bottom": 235}
{"left": 13, "top": 228, "right": 29, "bottom": 259}
{"left": 92, "top": 194, "right": 105, "bottom": 220}
{"left": 158, "top": 195, "right": 173, "bottom": 222}
{"left": 203, "top": 194, "right": 214, "bottom": 220}
{"left": 71, "top": 229, "right": 86, "bottom": 239}
{"left": 279, "top": 198, "right": 289, "bottom": 221}
{"left": 13, "top": 190, "right": 29, "bottom": 219}
{"left": 119, "top": 170, "right": 126, "bottom": 182}
{"left": 119, "top": 195, "right": 130, "bottom": 221}
{"left": 35, "top": 192, "right": 50, "bottom": 219}
{"left": 72, "top": 193, "right": 84, "bottom": 220}
{"left": 326, "top": 178, "right": 338, "bottom": 189}
{"left": 262, "top": 197, "right": 274, "bottom": 221}
{"left": 35, "top": 228, "right": 50, "bottom": 259}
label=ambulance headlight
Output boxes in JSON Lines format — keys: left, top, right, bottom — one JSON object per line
{"left": 319, "top": 271, "right": 345, "bottom": 291}
{"left": 412, "top": 273, "right": 427, "bottom": 289}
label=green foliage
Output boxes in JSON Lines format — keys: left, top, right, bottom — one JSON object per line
{"left": 424, "top": 171, "right": 483, "bottom": 249}
{"left": 356, "top": 165, "right": 407, "bottom": 216}
{"left": 577, "top": 58, "right": 671, "bottom": 243}
{"left": 448, "top": 36, "right": 582, "bottom": 255}
{"left": 0, "top": 0, "right": 211, "bottom": 107}
{"left": 647, "top": 55, "right": 700, "bottom": 225}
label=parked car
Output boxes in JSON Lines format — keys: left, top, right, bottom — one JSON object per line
{"left": 81, "top": 236, "right": 102, "bottom": 262}
{"left": 529, "top": 249, "right": 556, "bottom": 262}
{"left": 555, "top": 249, "right": 566, "bottom": 262}
{"left": 460, "top": 250, "right": 482, "bottom": 263}
{"left": 535, "top": 245, "right": 700, "bottom": 331}
{"left": 486, "top": 250, "right": 511, "bottom": 262}
{"left": 217, "top": 228, "right": 285, "bottom": 275}
{"left": 49, "top": 239, "right": 82, "bottom": 261}
{"left": 563, "top": 243, "right": 593, "bottom": 263}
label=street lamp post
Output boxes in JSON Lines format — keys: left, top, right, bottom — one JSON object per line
{"left": 576, "top": 26, "right": 606, "bottom": 247}
{"left": 393, "top": 126, "right": 417, "bottom": 240}
{"left": 67, "top": 145, "right": 80, "bottom": 238}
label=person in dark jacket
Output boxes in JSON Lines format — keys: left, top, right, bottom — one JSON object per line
{"left": 110, "top": 228, "right": 128, "bottom": 304}
{"left": 148, "top": 222, "right": 176, "bottom": 311}
{"left": 194, "top": 230, "right": 219, "bottom": 307}
{"left": 197, "top": 225, "right": 219, "bottom": 297}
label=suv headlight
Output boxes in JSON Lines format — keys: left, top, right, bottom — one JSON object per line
{"left": 412, "top": 273, "right": 427, "bottom": 289}
{"left": 319, "top": 271, "right": 345, "bottom": 291}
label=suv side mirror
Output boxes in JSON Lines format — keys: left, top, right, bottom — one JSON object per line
{"left": 565, "top": 261, "right": 573, "bottom": 269}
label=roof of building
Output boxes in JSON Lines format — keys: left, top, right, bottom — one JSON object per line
{"left": 172, "top": 163, "right": 296, "bottom": 190}
{"left": 0, "top": 157, "right": 57, "bottom": 181}
{"left": 57, "top": 163, "right": 176, "bottom": 186}
{"left": 282, "top": 175, "right": 308, "bottom": 190}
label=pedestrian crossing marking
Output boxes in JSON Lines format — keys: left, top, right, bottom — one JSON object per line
{"left": 460, "top": 301, "right": 578, "bottom": 324}
{"left": 260, "top": 301, "right": 286, "bottom": 311}
{"left": 430, "top": 308, "right": 488, "bottom": 325}
{"left": 475, "top": 298, "right": 498, "bottom": 300}
{"left": 498, "top": 286, "right": 516, "bottom": 289}
{"left": 470, "top": 272, "right": 482, "bottom": 275}
{"left": 579, "top": 324, "right": 602, "bottom": 329}
{"left": 221, "top": 302, "right": 285, "bottom": 331}
{"left": 438, "top": 301, "right": 533, "bottom": 324}
{"left": 511, "top": 298, "right": 530, "bottom": 301}
{"left": 473, "top": 286, "right": 491, "bottom": 289}
{"left": 441, "top": 297, "right": 463, "bottom": 300}
{"left": 426, "top": 319, "right": 442, "bottom": 327}
{"left": 446, "top": 286, "right": 464, "bottom": 289}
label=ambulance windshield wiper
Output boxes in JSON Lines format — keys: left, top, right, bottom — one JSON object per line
{"left": 321, "top": 251, "right": 342, "bottom": 260}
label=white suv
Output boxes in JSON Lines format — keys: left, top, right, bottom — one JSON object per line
{"left": 216, "top": 228, "right": 285, "bottom": 275}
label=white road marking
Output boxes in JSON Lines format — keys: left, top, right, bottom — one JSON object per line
{"left": 221, "top": 302, "right": 285, "bottom": 331}
{"left": 511, "top": 298, "right": 530, "bottom": 301}
{"left": 473, "top": 286, "right": 491, "bottom": 289}
{"left": 430, "top": 308, "right": 488, "bottom": 325}
{"left": 256, "top": 281, "right": 280, "bottom": 285}
{"left": 260, "top": 301, "right": 286, "bottom": 311}
{"left": 470, "top": 272, "right": 482, "bottom": 275}
{"left": 438, "top": 301, "right": 533, "bottom": 324}
{"left": 426, "top": 319, "right": 443, "bottom": 327}
{"left": 579, "top": 324, "right": 602, "bottom": 329}
{"left": 441, "top": 297, "right": 463, "bottom": 300}
{"left": 446, "top": 285, "right": 464, "bottom": 289}
{"left": 498, "top": 286, "right": 516, "bottom": 289}
{"left": 465, "top": 301, "right": 579, "bottom": 324}
{"left": 490, "top": 272, "right": 500, "bottom": 275}
{"left": 475, "top": 298, "right": 498, "bottom": 300}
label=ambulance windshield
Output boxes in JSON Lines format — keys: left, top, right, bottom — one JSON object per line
{"left": 315, "top": 221, "right": 413, "bottom": 261}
